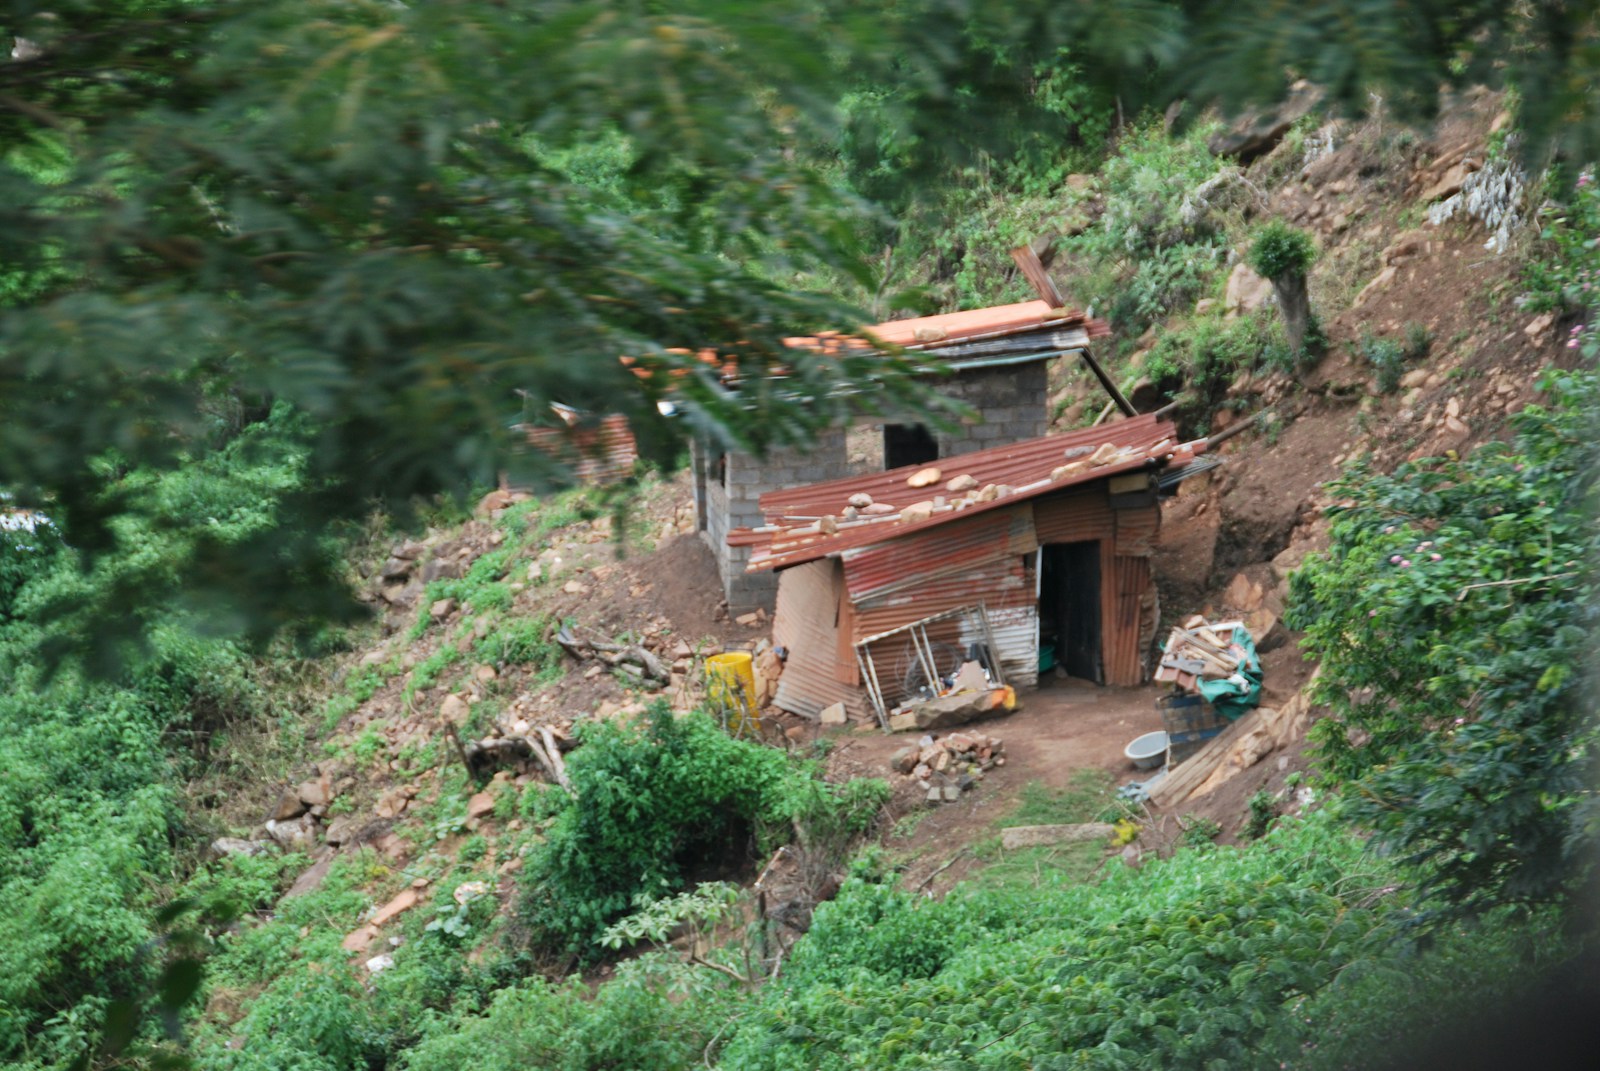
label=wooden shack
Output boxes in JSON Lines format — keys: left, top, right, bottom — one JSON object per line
{"left": 731, "top": 414, "right": 1201, "bottom": 725}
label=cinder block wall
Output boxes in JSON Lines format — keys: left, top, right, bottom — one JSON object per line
{"left": 699, "top": 429, "right": 850, "bottom": 613}
{"left": 932, "top": 362, "right": 1050, "bottom": 455}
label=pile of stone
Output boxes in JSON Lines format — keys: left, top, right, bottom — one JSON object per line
{"left": 889, "top": 730, "right": 1007, "bottom": 804}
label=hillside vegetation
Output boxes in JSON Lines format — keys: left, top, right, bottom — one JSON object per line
{"left": 2, "top": 4, "right": 1598, "bottom": 1070}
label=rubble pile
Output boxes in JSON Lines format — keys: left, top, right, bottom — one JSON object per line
{"left": 888, "top": 731, "right": 1007, "bottom": 804}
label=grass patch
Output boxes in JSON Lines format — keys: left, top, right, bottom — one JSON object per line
{"left": 1000, "top": 770, "right": 1115, "bottom": 829}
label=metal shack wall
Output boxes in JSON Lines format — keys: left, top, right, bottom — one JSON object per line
{"left": 1031, "top": 485, "right": 1161, "bottom": 688}
{"left": 771, "top": 559, "right": 870, "bottom": 721}
{"left": 843, "top": 506, "right": 1040, "bottom": 704}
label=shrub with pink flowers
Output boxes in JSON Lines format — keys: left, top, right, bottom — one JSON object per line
{"left": 1524, "top": 171, "right": 1600, "bottom": 358}
{"left": 1288, "top": 368, "right": 1598, "bottom": 922}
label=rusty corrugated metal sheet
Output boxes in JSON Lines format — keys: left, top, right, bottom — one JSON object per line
{"left": 1033, "top": 488, "right": 1115, "bottom": 545}
{"left": 1105, "top": 555, "right": 1151, "bottom": 686}
{"left": 851, "top": 559, "right": 1031, "bottom": 641}
{"left": 1114, "top": 504, "right": 1161, "bottom": 556}
{"left": 840, "top": 505, "right": 1036, "bottom": 602}
{"left": 520, "top": 414, "right": 637, "bottom": 485}
{"left": 771, "top": 560, "right": 869, "bottom": 721}
{"left": 739, "top": 415, "right": 1185, "bottom": 570}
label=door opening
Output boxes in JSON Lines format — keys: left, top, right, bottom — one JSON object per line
{"left": 1039, "top": 541, "right": 1102, "bottom": 684}
{"left": 883, "top": 423, "right": 939, "bottom": 470}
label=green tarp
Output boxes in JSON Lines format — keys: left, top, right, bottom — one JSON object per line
{"left": 1194, "top": 624, "right": 1263, "bottom": 720}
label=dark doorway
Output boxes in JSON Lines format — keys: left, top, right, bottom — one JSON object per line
{"left": 1040, "top": 541, "right": 1102, "bottom": 683}
{"left": 883, "top": 423, "right": 939, "bottom": 470}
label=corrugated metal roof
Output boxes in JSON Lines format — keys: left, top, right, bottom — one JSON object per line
{"left": 735, "top": 415, "right": 1197, "bottom": 571}
{"left": 841, "top": 505, "right": 1037, "bottom": 602}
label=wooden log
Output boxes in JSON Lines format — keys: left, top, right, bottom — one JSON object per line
{"left": 1000, "top": 823, "right": 1115, "bottom": 850}
{"left": 538, "top": 726, "right": 571, "bottom": 791}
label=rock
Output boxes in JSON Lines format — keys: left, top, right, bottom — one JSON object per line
{"left": 942, "top": 783, "right": 961, "bottom": 802}
{"left": 1223, "top": 262, "right": 1274, "bottom": 316}
{"left": 374, "top": 788, "right": 411, "bottom": 819}
{"left": 1194, "top": 297, "right": 1218, "bottom": 315}
{"left": 1421, "top": 162, "right": 1473, "bottom": 203}
{"left": 819, "top": 701, "right": 848, "bottom": 726}
{"left": 945, "top": 473, "right": 979, "bottom": 493}
{"left": 324, "top": 815, "right": 359, "bottom": 847}
{"left": 378, "top": 557, "right": 412, "bottom": 581}
{"left": 1354, "top": 265, "right": 1397, "bottom": 307}
{"left": 735, "top": 611, "right": 762, "bottom": 626}
{"left": 1207, "top": 84, "right": 1320, "bottom": 162}
{"left": 927, "top": 785, "right": 944, "bottom": 804}
{"left": 439, "top": 694, "right": 468, "bottom": 725}
{"left": 900, "top": 501, "right": 934, "bottom": 524}
{"left": 1399, "top": 367, "right": 1430, "bottom": 390}
{"left": 862, "top": 502, "right": 897, "bottom": 515}
{"left": 270, "top": 791, "right": 310, "bottom": 822}
{"left": 1221, "top": 571, "right": 1267, "bottom": 613}
{"left": 429, "top": 597, "right": 457, "bottom": 620}
{"left": 370, "top": 887, "right": 420, "bottom": 928}
{"left": 210, "top": 837, "right": 270, "bottom": 859}
{"left": 420, "top": 557, "right": 464, "bottom": 583}
{"left": 905, "top": 467, "right": 942, "bottom": 489}
{"left": 467, "top": 791, "right": 497, "bottom": 821}
{"left": 1000, "top": 823, "right": 1116, "bottom": 850}
{"left": 818, "top": 515, "right": 839, "bottom": 535}
{"left": 889, "top": 745, "right": 919, "bottom": 774}
{"left": 1524, "top": 312, "right": 1556, "bottom": 343}
{"left": 476, "top": 489, "right": 515, "bottom": 516}
{"left": 562, "top": 580, "right": 589, "bottom": 596}
{"left": 888, "top": 711, "right": 918, "bottom": 732}
{"left": 284, "top": 856, "right": 335, "bottom": 899}
{"left": 847, "top": 492, "right": 874, "bottom": 508}
{"left": 297, "top": 774, "right": 335, "bottom": 808}
{"left": 264, "top": 815, "right": 317, "bottom": 849}
{"left": 896, "top": 686, "right": 1017, "bottom": 731}
{"left": 1050, "top": 461, "right": 1088, "bottom": 482}
{"left": 393, "top": 539, "right": 425, "bottom": 561}
{"left": 366, "top": 953, "right": 395, "bottom": 974}
{"left": 342, "top": 925, "right": 381, "bottom": 954}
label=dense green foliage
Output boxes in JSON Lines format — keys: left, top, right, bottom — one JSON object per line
{"left": 0, "top": 419, "right": 316, "bottom": 1068}
{"left": 1247, "top": 220, "right": 1316, "bottom": 282}
{"left": 521, "top": 705, "right": 887, "bottom": 955}
{"left": 1290, "top": 370, "right": 1598, "bottom": 918}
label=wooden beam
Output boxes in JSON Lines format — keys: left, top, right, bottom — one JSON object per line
{"left": 1009, "top": 244, "right": 1066, "bottom": 308}
{"left": 1079, "top": 348, "right": 1138, "bottom": 417}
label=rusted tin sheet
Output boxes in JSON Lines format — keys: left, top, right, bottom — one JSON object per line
{"left": 772, "top": 560, "right": 869, "bottom": 720}
{"left": 1104, "top": 554, "right": 1152, "bottom": 686}
{"left": 742, "top": 416, "right": 1183, "bottom": 572}
{"left": 1032, "top": 487, "right": 1115, "bottom": 545}
{"left": 840, "top": 505, "right": 1037, "bottom": 602}
{"left": 520, "top": 414, "right": 637, "bottom": 485}
{"left": 1114, "top": 504, "right": 1161, "bottom": 557}
{"left": 851, "top": 558, "right": 1031, "bottom": 641}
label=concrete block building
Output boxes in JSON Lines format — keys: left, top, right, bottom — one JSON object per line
{"left": 691, "top": 300, "right": 1112, "bottom": 612}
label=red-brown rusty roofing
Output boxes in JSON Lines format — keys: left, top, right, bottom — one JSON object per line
{"left": 620, "top": 302, "right": 1109, "bottom": 385}
{"left": 733, "top": 414, "right": 1197, "bottom": 572}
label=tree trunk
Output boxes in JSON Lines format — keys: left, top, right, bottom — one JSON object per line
{"left": 1272, "top": 273, "right": 1312, "bottom": 356}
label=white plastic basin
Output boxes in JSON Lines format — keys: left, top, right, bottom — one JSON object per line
{"left": 1124, "top": 730, "right": 1169, "bottom": 770}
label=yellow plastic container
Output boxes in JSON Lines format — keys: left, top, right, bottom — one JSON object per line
{"left": 705, "top": 652, "right": 761, "bottom": 734}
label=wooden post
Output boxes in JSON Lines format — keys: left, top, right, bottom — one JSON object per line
{"left": 1009, "top": 245, "right": 1066, "bottom": 309}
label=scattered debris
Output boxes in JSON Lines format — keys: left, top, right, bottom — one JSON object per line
{"left": 1153, "top": 615, "right": 1263, "bottom": 719}
{"left": 888, "top": 731, "right": 1006, "bottom": 805}
{"left": 556, "top": 623, "right": 670, "bottom": 685}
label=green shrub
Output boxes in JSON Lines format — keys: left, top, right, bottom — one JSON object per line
{"left": 518, "top": 705, "right": 871, "bottom": 955}
{"left": 1248, "top": 219, "right": 1316, "bottom": 280}
{"left": 1289, "top": 368, "right": 1598, "bottom": 920}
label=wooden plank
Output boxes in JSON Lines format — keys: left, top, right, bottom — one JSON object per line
{"left": 1009, "top": 244, "right": 1066, "bottom": 308}
{"left": 1001, "top": 823, "right": 1115, "bottom": 849}
{"left": 1148, "top": 709, "right": 1261, "bottom": 809}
